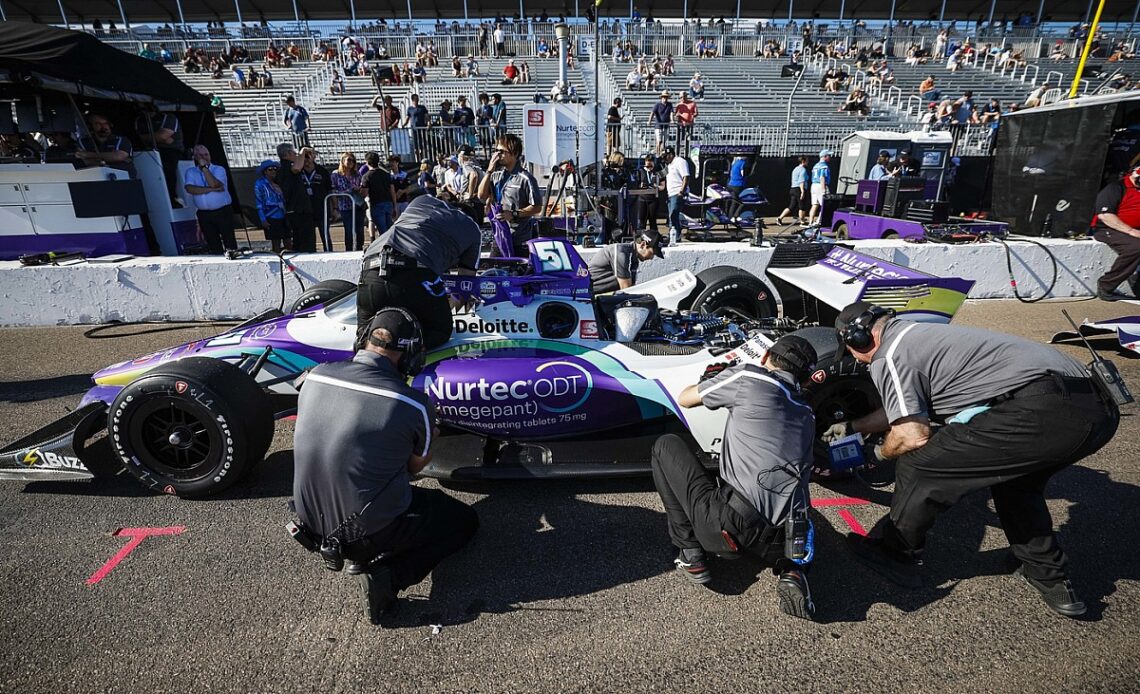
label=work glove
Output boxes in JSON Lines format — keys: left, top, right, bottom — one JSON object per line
{"left": 821, "top": 421, "right": 854, "bottom": 444}
{"left": 699, "top": 361, "right": 730, "bottom": 383}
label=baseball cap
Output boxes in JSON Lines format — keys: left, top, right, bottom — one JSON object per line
{"left": 663, "top": 146, "right": 677, "bottom": 157}
{"left": 364, "top": 308, "right": 422, "bottom": 353}
{"left": 878, "top": 149, "right": 891, "bottom": 157}
{"left": 638, "top": 229, "right": 665, "bottom": 258}
{"left": 257, "top": 159, "right": 279, "bottom": 174}
{"left": 819, "top": 149, "right": 833, "bottom": 158}
{"left": 767, "top": 335, "right": 818, "bottom": 381}
{"left": 834, "top": 301, "right": 876, "bottom": 331}
{"left": 457, "top": 144, "right": 475, "bottom": 156}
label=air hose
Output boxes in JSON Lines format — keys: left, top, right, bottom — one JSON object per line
{"left": 996, "top": 236, "right": 1059, "bottom": 303}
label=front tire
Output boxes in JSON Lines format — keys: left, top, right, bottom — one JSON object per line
{"left": 108, "top": 357, "right": 274, "bottom": 498}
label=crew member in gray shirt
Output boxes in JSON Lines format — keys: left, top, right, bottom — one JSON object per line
{"left": 831, "top": 302, "right": 1119, "bottom": 617}
{"left": 587, "top": 230, "right": 664, "bottom": 294}
{"left": 478, "top": 133, "right": 542, "bottom": 256}
{"left": 358, "top": 194, "right": 481, "bottom": 349}
{"left": 650, "top": 335, "right": 819, "bottom": 620}
{"left": 292, "top": 308, "right": 478, "bottom": 624}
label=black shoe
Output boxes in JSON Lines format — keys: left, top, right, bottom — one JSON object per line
{"left": 845, "top": 533, "right": 922, "bottom": 589}
{"left": 345, "top": 559, "right": 367, "bottom": 575}
{"left": 674, "top": 548, "right": 712, "bottom": 585}
{"left": 1097, "top": 288, "right": 1129, "bottom": 302}
{"left": 1015, "top": 566, "right": 1087, "bottom": 618}
{"left": 359, "top": 565, "right": 397, "bottom": 625}
{"left": 776, "top": 569, "right": 816, "bottom": 620}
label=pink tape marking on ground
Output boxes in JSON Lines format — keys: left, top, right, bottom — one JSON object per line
{"left": 86, "top": 526, "right": 185, "bottom": 586}
{"left": 837, "top": 510, "right": 868, "bottom": 536}
{"left": 811, "top": 497, "right": 871, "bottom": 508}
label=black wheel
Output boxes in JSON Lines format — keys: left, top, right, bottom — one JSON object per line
{"left": 833, "top": 222, "right": 849, "bottom": 240}
{"left": 108, "top": 357, "right": 274, "bottom": 498}
{"left": 681, "top": 266, "right": 777, "bottom": 321}
{"left": 802, "top": 355, "right": 882, "bottom": 477}
{"left": 288, "top": 279, "right": 357, "bottom": 314}
{"left": 883, "top": 230, "right": 900, "bottom": 239}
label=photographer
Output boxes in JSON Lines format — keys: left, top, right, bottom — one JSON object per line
{"left": 477, "top": 134, "right": 542, "bottom": 256}
{"left": 183, "top": 144, "right": 236, "bottom": 254}
{"left": 833, "top": 302, "right": 1119, "bottom": 616}
{"left": 292, "top": 308, "right": 478, "bottom": 624}
{"left": 650, "top": 335, "right": 820, "bottom": 620}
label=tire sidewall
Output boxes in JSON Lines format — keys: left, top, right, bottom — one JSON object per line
{"left": 109, "top": 374, "right": 246, "bottom": 497}
{"left": 690, "top": 275, "right": 777, "bottom": 318}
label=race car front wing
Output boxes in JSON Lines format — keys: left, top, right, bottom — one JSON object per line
{"left": 0, "top": 402, "right": 106, "bottom": 481}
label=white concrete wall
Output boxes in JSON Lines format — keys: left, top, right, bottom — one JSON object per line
{"left": 0, "top": 238, "right": 1121, "bottom": 326}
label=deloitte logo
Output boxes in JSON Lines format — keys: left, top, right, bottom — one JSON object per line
{"left": 424, "top": 360, "right": 593, "bottom": 414}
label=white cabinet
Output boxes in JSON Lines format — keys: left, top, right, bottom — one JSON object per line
{"left": 0, "top": 183, "right": 24, "bottom": 205}
{"left": 0, "top": 205, "right": 36, "bottom": 237}
{"left": 20, "top": 182, "right": 75, "bottom": 204}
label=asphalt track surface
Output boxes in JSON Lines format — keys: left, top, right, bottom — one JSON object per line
{"left": 2, "top": 300, "right": 1139, "bottom": 694}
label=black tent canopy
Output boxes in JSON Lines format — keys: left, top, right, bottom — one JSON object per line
{"left": 0, "top": 21, "right": 210, "bottom": 111}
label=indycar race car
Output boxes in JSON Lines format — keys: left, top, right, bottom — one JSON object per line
{"left": 0, "top": 238, "right": 975, "bottom": 497}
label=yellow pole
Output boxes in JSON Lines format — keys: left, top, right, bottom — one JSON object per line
{"left": 1070, "top": 0, "right": 1107, "bottom": 99}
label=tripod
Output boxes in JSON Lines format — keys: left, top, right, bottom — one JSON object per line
{"left": 544, "top": 160, "right": 605, "bottom": 246}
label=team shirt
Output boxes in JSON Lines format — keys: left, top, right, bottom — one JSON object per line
{"left": 587, "top": 243, "right": 639, "bottom": 294}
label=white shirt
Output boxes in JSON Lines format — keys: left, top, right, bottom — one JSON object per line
{"left": 666, "top": 156, "right": 690, "bottom": 196}
{"left": 494, "top": 28, "right": 504, "bottom": 43}
{"left": 184, "top": 164, "right": 232, "bottom": 210}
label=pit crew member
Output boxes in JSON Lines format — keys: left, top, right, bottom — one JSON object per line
{"left": 587, "top": 230, "right": 664, "bottom": 294}
{"left": 358, "top": 194, "right": 481, "bottom": 349}
{"left": 650, "top": 335, "right": 820, "bottom": 620}
{"left": 1090, "top": 165, "right": 1140, "bottom": 301}
{"left": 807, "top": 149, "right": 832, "bottom": 226}
{"left": 832, "top": 302, "right": 1119, "bottom": 617}
{"left": 292, "top": 308, "right": 479, "bottom": 624}
{"left": 477, "top": 133, "right": 542, "bottom": 256}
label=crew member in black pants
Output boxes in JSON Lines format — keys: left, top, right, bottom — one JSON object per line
{"left": 833, "top": 302, "right": 1120, "bottom": 617}
{"left": 1091, "top": 165, "right": 1140, "bottom": 301}
{"left": 276, "top": 142, "right": 317, "bottom": 252}
{"left": 183, "top": 144, "right": 236, "bottom": 253}
{"left": 633, "top": 154, "right": 663, "bottom": 232}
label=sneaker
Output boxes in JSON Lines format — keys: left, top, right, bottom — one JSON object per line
{"left": 845, "top": 533, "right": 922, "bottom": 589}
{"left": 1097, "top": 288, "right": 1128, "bottom": 302}
{"left": 775, "top": 217, "right": 786, "bottom": 225}
{"left": 776, "top": 569, "right": 816, "bottom": 620}
{"left": 1015, "top": 566, "right": 1087, "bottom": 618}
{"left": 345, "top": 559, "right": 367, "bottom": 575}
{"left": 359, "top": 565, "right": 397, "bottom": 625}
{"left": 674, "top": 548, "right": 712, "bottom": 585}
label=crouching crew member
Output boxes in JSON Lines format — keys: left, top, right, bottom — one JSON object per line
{"left": 650, "top": 335, "right": 820, "bottom": 620}
{"left": 358, "top": 194, "right": 482, "bottom": 349}
{"left": 587, "top": 230, "right": 664, "bottom": 295}
{"left": 292, "top": 308, "right": 479, "bottom": 624}
{"left": 832, "top": 302, "right": 1119, "bottom": 617}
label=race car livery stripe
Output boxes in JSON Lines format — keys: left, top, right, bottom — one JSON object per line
{"left": 93, "top": 348, "right": 318, "bottom": 386}
{"left": 884, "top": 323, "right": 920, "bottom": 418}
{"left": 305, "top": 373, "right": 432, "bottom": 457}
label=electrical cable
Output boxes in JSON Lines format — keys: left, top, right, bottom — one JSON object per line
{"left": 997, "top": 236, "right": 1058, "bottom": 303}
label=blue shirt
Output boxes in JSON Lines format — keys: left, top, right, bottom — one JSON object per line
{"left": 185, "top": 164, "right": 232, "bottom": 211}
{"left": 791, "top": 164, "right": 808, "bottom": 188}
{"left": 728, "top": 159, "right": 747, "bottom": 187}
{"left": 869, "top": 164, "right": 890, "bottom": 180}
{"left": 810, "top": 161, "right": 831, "bottom": 186}
{"left": 284, "top": 105, "right": 309, "bottom": 133}
{"left": 406, "top": 104, "right": 429, "bottom": 128}
{"left": 254, "top": 176, "right": 286, "bottom": 222}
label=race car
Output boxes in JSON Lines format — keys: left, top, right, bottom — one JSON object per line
{"left": 0, "top": 238, "right": 975, "bottom": 498}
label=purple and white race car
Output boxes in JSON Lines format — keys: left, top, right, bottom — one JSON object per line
{"left": 0, "top": 238, "right": 974, "bottom": 497}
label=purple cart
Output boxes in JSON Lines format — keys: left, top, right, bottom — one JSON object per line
{"left": 827, "top": 209, "right": 1009, "bottom": 240}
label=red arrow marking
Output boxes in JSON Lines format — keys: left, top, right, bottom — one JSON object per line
{"left": 811, "top": 497, "right": 871, "bottom": 508}
{"left": 837, "top": 509, "right": 869, "bottom": 536}
{"left": 86, "top": 526, "right": 185, "bottom": 586}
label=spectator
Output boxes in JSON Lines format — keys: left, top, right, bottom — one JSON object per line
{"left": 283, "top": 95, "right": 311, "bottom": 147}
{"left": 822, "top": 66, "right": 844, "bottom": 92}
{"left": 490, "top": 93, "right": 507, "bottom": 137}
{"left": 330, "top": 69, "right": 346, "bottom": 95}
{"left": 331, "top": 152, "right": 368, "bottom": 251}
{"left": 675, "top": 93, "right": 698, "bottom": 146}
{"left": 441, "top": 156, "right": 463, "bottom": 201}
{"left": 209, "top": 93, "right": 226, "bottom": 113}
{"left": 946, "top": 48, "right": 963, "bottom": 72}
{"left": 868, "top": 150, "right": 892, "bottom": 180}
{"left": 411, "top": 61, "right": 427, "bottom": 84}
{"left": 402, "top": 94, "right": 430, "bottom": 159}
{"left": 76, "top": 113, "right": 134, "bottom": 176}
{"left": 372, "top": 94, "right": 401, "bottom": 134}
{"left": 633, "top": 155, "right": 663, "bottom": 231}
{"left": 537, "top": 38, "right": 550, "bottom": 58}
{"left": 464, "top": 55, "right": 480, "bottom": 77}
{"left": 452, "top": 55, "right": 464, "bottom": 78}
{"left": 417, "top": 160, "right": 438, "bottom": 197}
{"left": 807, "top": 150, "right": 832, "bottom": 226}
{"left": 838, "top": 87, "right": 869, "bottom": 116}
{"left": 502, "top": 59, "right": 520, "bottom": 84}
{"left": 606, "top": 97, "right": 623, "bottom": 153}
{"left": 663, "top": 146, "right": 689, "bottom": 245}
{"left": 649, "top": 91, "right": 674, "bottom": 155}
{"left": 1050, "top": 41, "right": 1067, "bottom": 62}
{"left": 477, "top": 24, "right": 489, "bottom": 57}
{"left": 228, "top": 65, "right": 247, "bottom": 89}
{"left": 476, "top": 92, "right": 494, "bottom": 146}
{"left": 626, "top": 67, "right": 643, "bottom": 90}
{"left": 688, "top": 72, "right": 705, "bottom": 100}
{"left": 494, "top": 24, "right": 506, "bottom": 58}
{"left": 776, "top": 155, "right": 809, "bottom": 226}
{"left": 297, "top": 147, "right": 333, "bottom": 250}
{"left": 919, "top": 75, "right": 939, "bottom": 102}
{"left": 919, "top": 102, "right": 939, "bottom": 131}
{"left": 520, "top": 61, "right": 532, "bottom": 84}
{"left": 454, "top": 95, "right": 477, "bottom": 148}
{"left": 184, "top": 144, "right": 236, "bottom": 254}
{"left": 362, "top": 151, "right": 398, "bottom": 237}
{"left": 254, "top": 160, "right": 291, "bottom": 252}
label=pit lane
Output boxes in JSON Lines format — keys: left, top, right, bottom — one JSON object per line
{"left": 1, "top": 300, "right": 1139, "bottom": 693}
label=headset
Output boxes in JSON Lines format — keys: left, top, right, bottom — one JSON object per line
{"left": 840, "top": 305, "right": 896, "bottom": 350}
{"left": 366, "top": 307, "right": 426, "bottom": 377}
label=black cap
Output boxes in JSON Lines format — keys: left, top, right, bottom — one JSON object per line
{"left": 767, "top": 335, "right": 818, "bottom": 381}
{"left": 638, "top": 229, "right": 665, "bottom": 258}
{"left": 878, "top": 149, "right": 891, "bottom": 157}
{"left": 834, "top": 301, "right": 876, "bottom": 331}
{"left": 458, "top": 144, "right": 475, "bottom": 156}
{"left": 365, "top": 308, "right": 422, "bottom": 353}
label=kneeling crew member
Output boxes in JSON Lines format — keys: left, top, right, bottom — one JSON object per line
{"left": 650, "top": 335, "right": 819, "bottom": 620}
{"left": 358, "top": 194, "right": 482, "bottom": 349}
{"left": 587, "top": 230, "right": 664, "bottom": 295}
{"left": 292, "top": 308, "right": 479, "bottom": 624}
{"left": 832, "top": 302, "right": 1119, "bottom": 616}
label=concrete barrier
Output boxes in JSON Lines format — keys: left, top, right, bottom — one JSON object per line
{"left": 0, "top": 238, "right": 1123, "bottom": 326}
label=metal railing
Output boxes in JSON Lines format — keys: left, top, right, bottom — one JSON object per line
{"left": 221, "top": 125, "right": 499, "bottom": 167}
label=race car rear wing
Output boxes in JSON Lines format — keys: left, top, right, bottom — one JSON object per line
{"left": 766, "top": 245, "right": 975, "bottom": 324}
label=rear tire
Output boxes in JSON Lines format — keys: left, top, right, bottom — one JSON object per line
{"left": 883, "top": 230, "right": 900, "bottom": 240}
{"left": 289, "top": 279, "right": 357, "bottom": 314}
{"left": 107, "top": 357, "right": 274, "bottom": 498}
{"left": 681, "top": 267, "right": 777, "bottom": 321}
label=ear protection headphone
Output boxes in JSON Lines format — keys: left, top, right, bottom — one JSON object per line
{"left": 367, "top": 307, "right": 426, "bottom": 377}
{"left": 840, "top": 305, "right": 895, "bottom": 350}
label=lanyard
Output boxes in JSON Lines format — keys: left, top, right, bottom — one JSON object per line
{"left": 493, "top": 169, "right": 514, "bottom": 204}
